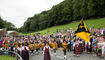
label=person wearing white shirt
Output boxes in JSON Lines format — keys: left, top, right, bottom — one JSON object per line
{"left": 102, "top": 40, "right": 105, "bottom": 57}
{"left": 44, "top": 43, "right": 51, "bottom": 60}
{"left": 101, "top": 29, "right": 104, "bottom": 35}
{"left": 17, "top": 45, "right": 22, "bottom": 56}
{"left": 21, "top": 44, "right": 29, "bottom": 60}
{"left": 0, "top": 47, "right": 2, "bottom": 50}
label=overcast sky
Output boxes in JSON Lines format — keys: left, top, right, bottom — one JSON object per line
{"left": 0, "top": 0, "right": 64, "bottom": 28}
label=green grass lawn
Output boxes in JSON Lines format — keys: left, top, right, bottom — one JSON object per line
{"left": 20, "top": 17, "right": 105, "bottom": 35}
{"left": 0, "top": 55, "right": 16, "bottom": 60}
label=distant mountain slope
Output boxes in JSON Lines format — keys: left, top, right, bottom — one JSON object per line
{"left": 19, "top": 0, "right": 105, "bottom": 33}
{"left": 20, "top": 17, "right": 105, "bottom": 35}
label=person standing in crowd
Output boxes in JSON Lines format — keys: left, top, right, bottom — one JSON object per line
{"left": 62, "top": 40, "right": 68, "bottom": 60}
{"left": 0, "top": 46, "right": 2, "bottom": 50}
{"left": 89, "top": 36, "right": 93, "bottom": 53}
{"left": 83, "top": 40, "right": 86, "bottom": 51}
{"left": 14, "top": 41, "right": 18, "bottom": 51}
{"left": 49, "top": 40, "right": 53, "bottom": 48}
{"left": 67, "top": 39, "right": 71, "bottom": 52}
{"left": 0, "top": 38, "right": 3, "bottom": 51}
{"left": 4, "top": 36, "right": 8, "bottom": 44}
{"left": 5, "top": 43, "right": 9, "bottom": 50}
{"left": 0, "top": 39, "right": 2, "bottom": 47}
{"left": 22, "top": 44, "right": 29, "bottom": 60}
{"left": 34, "top": 42, "right": 40, "bottom": 54}
{"left": 29, "top": 42, "right": 34, "bottom": 55}
{"left": 97, "top": 37, "right": 103, "bottom": 57}
{"left": 52, "top": 40, "right": 58, "bottom": 56}
{"left": 44, "top": 43, "right": 51, "bottom": 60}
{"left": 17, "top": 44, "right": 22, "bottom": 56}
{"left": 70, "top": 39, "right": 74, "bottom": 51}
{"left": 9, "top": 44, "right": 15, "bottom": 52}
{"left": 92, "top": 36, "right": 98, "bottom": 56}
{"left": 57, "top": 39, "right": 62, "bottom": 48}
{"left": 101, "top": 37, "right": 105, "bottom": 57}
{"left": 86, "top": 42, "right": 90, "bottom": 53}
{"left": 0, "top": 38, "right": 2, "bottom": 50}
{"left": 40, "top": 40, "right": 44, "bottom": 50}
{"left": 78, "top": 39, "right": 83, "bottom": 54}
{"left": 74, "top": 40, "right": 79, "bottom": 56}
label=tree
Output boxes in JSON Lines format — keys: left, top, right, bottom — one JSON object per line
{"left": 80, "top": 0, "right": 89, "bottom": 19}
{"left": 0, "top": 17, "right": 5, "bottom": 28}
{"left": 0, "top": 17, "right": 16, "bottom": 31}
{"left": 20, "top": 0, "right": 105, "bottom": 33}
{"left": 87, "top": 0, "right": 96, "bottom": 18}
{"left": 72, "top": 0, "right": 81, "bottom": 20}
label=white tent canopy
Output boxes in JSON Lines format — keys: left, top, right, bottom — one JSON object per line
{"left": 7, "top": 31, "right": 19, "bottom": 36}
{"left": 7, "top": 31, "right": 15, "bottom": 34}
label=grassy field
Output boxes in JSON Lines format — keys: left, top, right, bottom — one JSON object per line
{"left": 0, "top": 55, "right": 16, "bottom": 60}
{"left": 20, "top": 17, "right": 105, "bottom": 35}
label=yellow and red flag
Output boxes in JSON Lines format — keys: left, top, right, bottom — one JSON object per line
{"left": 75, "top": 18, "right": 91, "bottom": 42}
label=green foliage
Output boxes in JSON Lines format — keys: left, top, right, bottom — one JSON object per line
{"left": 72, "top": 0, "right": 81, "bottom": 20}
{"left": 0, "top": 17, "right": 16, "bottom": 31}
{"left": 80, "top": 0, "right": 89, "bottom": 19}
{"left": 20, "top": 0, "right": 105, "bottom": 33}
{"left": 20, "top": 17, "right": 105, "bottom": 35}
{"left": 0, "top": 17, "right": 5, "bottom": 28}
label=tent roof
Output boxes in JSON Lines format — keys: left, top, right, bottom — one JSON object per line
{"left": 0, "top": 29, "right": 4, "bottom": 31}
{"left": 7, "top": 31, "right": 17, "bottom": 34}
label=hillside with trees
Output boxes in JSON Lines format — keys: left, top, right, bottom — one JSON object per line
{"left": 19, "top": 0, "right": 105, "bottom": 33}
{"left": 0, "top": 17, "right": 16, "bottom": 31}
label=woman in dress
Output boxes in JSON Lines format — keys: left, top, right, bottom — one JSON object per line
{"left": 78, "top": 39, "right": 83, "bottom": 54}
{"left": 21, "top": 44, "right": 29, "bottom": 60}
{"left": 44, "top": 43, "right": 51, "bottom": 60}
{"left": 74, "top": 40, "right": 79, "bottom": 56}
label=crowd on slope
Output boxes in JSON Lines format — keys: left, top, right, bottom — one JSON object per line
{"left": 0, "top": 28, "right": 105, "bottom": 60}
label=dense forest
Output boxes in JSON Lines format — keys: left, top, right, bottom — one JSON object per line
{"left": 0, "top": 17, "right": 16, "bottom": 31}
{"left": 19, "top": 0, "right": 105, "bottom": 33}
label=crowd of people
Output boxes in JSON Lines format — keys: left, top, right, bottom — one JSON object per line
{"left": 0, "top": 28, "right": 105, "bottom": 60}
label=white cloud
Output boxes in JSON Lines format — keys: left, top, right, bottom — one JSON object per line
{"left": 0, "top": 0, "right": 64, "bottom": 28}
